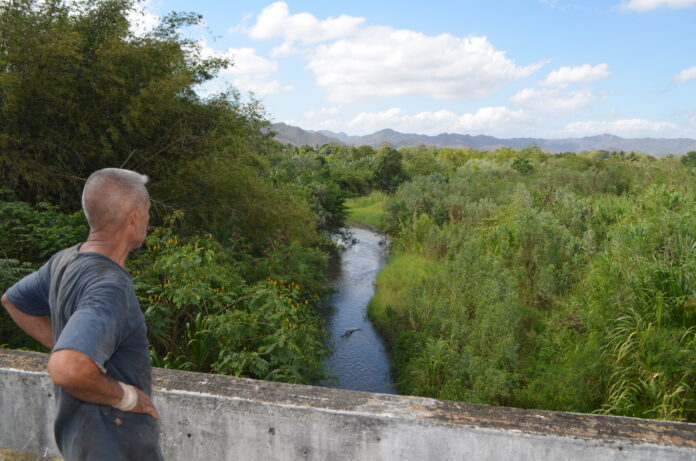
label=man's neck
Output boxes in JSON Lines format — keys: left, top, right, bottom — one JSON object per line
{"left": 79, "top": 231, "right": 131, "bottom": 268}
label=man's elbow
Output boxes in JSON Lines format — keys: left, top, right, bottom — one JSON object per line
{"left": 47, "top": 350, "right": 93, "bottom": 388}
{"left": 1, "top": 293, "right": 18, "bottom": 318}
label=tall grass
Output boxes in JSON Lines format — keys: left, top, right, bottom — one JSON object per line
{"left": 345, "top": 191, "right": 387, "bottom": 230}
{"left": 369, "top": 155, "right": 696, "bottom": 421}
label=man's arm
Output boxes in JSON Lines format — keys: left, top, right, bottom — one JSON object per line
{"left": 47, "top": 349, "right": 159, "bottom": 419}
{"left": 2, "top": 293, "right": 54, "bottom": 349}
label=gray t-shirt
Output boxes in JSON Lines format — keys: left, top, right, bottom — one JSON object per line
{"left": 6, "top": 244, "right": 163, "bottom": 461}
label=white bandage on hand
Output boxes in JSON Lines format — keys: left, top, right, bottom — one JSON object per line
{"left": 114, "top": 381, "right": 138, "bottom": 411}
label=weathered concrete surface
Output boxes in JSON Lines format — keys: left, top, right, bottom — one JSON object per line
{"left": 1, "top": 348, "right": 695, "bottom": 461}
{"left": 0, "top": 449, "right": 60, "bottom": 461}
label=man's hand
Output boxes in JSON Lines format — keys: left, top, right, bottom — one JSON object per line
{"left": 133, "top": 386, "right": 159, "bottom": 420}
{"left": 48, "top": 349, "right": 159, "bottom": 419}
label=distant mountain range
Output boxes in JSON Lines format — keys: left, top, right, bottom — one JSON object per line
{"left": 271, "top": 123, "right": 696, "bottom": 156}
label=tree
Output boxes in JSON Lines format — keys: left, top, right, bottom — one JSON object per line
{"left": 681, "top": 151, "right": 696, "bottom": 168}
{"left": 374, "top": 145, "right": 409, "bottom": 192}
{"left": 511, "top": 157, "right": 534, "bottom": 175}
{"left": 0, "top": 0, "right": 244, "bottom": 209}
{"left": 0, "top": 0, "right": 303, "bottom": 245}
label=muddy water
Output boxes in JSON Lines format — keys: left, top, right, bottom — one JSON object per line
{"left": 320, "top": 227, "right": 396, "bottom": 394}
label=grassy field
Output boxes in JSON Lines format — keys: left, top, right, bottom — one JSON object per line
{"left": 345, "top": 192, "right": 387, "bottom": 230}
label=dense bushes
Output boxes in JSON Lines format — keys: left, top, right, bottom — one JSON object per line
{"left": 0, "top": 199, "right": 88, "bottom": 262}
{"left": 366, "top": 149, "right": 696, "bottom": 422}
{"left": 129, "top": 218, "right": 328, "bottom": 383}
{"left": 0, "top": 203, "right": 331, "bottom": 384}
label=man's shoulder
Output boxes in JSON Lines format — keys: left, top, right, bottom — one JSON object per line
{"left": 53, "top": 245, "right": 132, "bottom": 289}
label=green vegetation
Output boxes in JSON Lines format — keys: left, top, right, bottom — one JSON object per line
{"left": 130, "top": 216, "right": 327, "bottom": 382}
{"left": 345, "top": 192, "right": 388, "bottom": 230}
{"left": 2, "top": 0, "right": 693, "bottom": 420}
{"left": 367, "top": 146, "right": 696, "bottom": 422}
{"left": 0, "top": 199, "right": 89, "bottom": 351}
{"left": 0, "top": 0, "right": 347, "bottom": 385}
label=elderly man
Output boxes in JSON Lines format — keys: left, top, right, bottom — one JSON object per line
{"left": 1, "top": 168, "right": 163, "bottom": 460}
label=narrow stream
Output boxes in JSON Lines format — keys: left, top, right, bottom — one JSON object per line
{"left": 320, "top": 227, "right": 396, "bottom": 394}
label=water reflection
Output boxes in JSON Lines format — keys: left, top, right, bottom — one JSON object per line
{"left": 320, "top": 227, "right": 396, "bottom": 394}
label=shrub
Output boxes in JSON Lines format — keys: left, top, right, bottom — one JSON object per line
{"left": 130, "top": 216, "right": 328, "bottom": 384}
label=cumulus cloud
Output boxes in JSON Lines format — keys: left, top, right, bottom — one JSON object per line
{"left": 127, "top": 1, "right": 160, "bottom": 36}
{"left": 511, "top": 88, "right": 596, "bottom": 114}
{"left": 307, "top": 28, "right": 545, "bottom": 102}
{"left": 218, "top": 48, "right": 277, "bottom": 75}
{"left": 674, "top": 66, "right": 696, "bottom": 83}
{"left": 564, "top": 119, "right": 678, "bottom": 136}
{"left": 248, "top": 2, "right": 365, "bottom": 43}
{"left": 271, "top": 42, "right": 301, "bottom": 57}
{"left": 542, "top": 63, "right": 611, "bottom": 88}
{"left": 346, "top": 107, "right": 533, "bottom": 136}
{"left": 198, "top": 42, "right": 292, "bottom": 95}
{"left": 304, "top": 106, "right": 343, "bottom": 118}
{"left": 618, "top": 0, "right": 696, "bottom": 11}
{"left": 244, "top": 3, "right": 545, "bottom": 103}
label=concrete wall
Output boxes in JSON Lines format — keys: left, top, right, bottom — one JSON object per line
{"left": 1, "top": 349, "right": 695, "bottom": 461}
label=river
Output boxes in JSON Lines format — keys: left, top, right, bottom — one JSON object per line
{"left": 320, "top": 227, "right": 396, "bottom": 394}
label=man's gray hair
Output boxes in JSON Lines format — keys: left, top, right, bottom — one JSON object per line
{"left": 82, "top": 168, "right": 149, "bottom": 230}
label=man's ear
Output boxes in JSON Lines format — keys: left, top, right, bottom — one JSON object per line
{"left": 127, "top": 208, "right": 139, "bottom": 228}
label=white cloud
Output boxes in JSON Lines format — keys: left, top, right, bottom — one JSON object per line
{"left": 127, "top": 1, "right": 160, "bottom": 36}
{"left": 304, "top": 106, "right": 343, "bottom": 118}
{"left": 346, "top": 107, "right": 533, "bottom": 136}
{"left": 231, "top": 76, "right": 293, "bottom": 95}
{"left": 618, "top": 0, "right": 696, "bottom": 11}
{"left": 218, "top": 47, "right": 278, "bottom": 75}
{"left": 248, "top": 2, "right": 365, "bottom": 43}
{"left": 271, "top": 42, "right": 301, "bottom": 57}
{"left": 542, "top": 63, "right": 611, "bottom": 88}
{"left": 307, "top": 27, "right": 545, "bottom": 102}
{"left": 198, "top": 42, "right": 292, "bottom": 95}
{"left": 511, "top": 88, "right": 596, "bottom": 114}
{"left": 245, "top": 3, "right": 545, "bottom": 103}
{"left": 674, "top": 66, "right": 696, "bottom": 83}
{"left": 564, "top": 119, "right": 678, "bottom": 136}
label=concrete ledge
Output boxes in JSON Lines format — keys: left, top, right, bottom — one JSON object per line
{"left": 1, "top": 348, "right": 695, "bottom": 460}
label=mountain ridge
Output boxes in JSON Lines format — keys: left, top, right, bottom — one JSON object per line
{"left": 271, "top": 123, "right": 696, "bottom": 156}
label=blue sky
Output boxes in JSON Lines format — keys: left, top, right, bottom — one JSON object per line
{"left": 134, "top": 0, "right": 696, "bottom": 139}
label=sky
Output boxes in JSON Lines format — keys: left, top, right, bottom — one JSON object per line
{"left": 133, "top": 0, "right": 696, "bottom": 139}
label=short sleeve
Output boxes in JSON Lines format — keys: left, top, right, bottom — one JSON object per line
{"left": 53, "top": 282, "right": 128, "bottom": 370}
{"left": 5, "top": 262, "right": 51, "bottom": 316}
